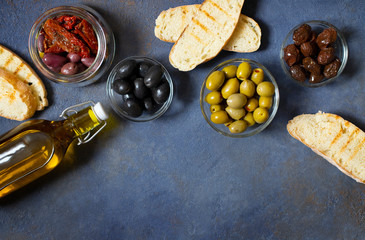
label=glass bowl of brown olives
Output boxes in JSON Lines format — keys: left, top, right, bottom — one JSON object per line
{"left": 200, "top": 58, "right": 279, "bottom": 138}
{"left": 107, "top": 56, "right": 173, "bottom": 122}
{"left": 280, "top": 20, "right": 348, "bottom": 87}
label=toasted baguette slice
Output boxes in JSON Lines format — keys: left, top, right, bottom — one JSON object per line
{"left": 0, "top": 68, "right": 37, "bottom": 121}
{"left": 0, "top": 45, "right": 48, "bottom": 111}
{"left": 155, "top": 4, "right": 261, "bottom": 53}
{"left": 287, "top": 112, "right": 365, "bottom": 184}
{"left": 169, "top": 0, "right": 245, "bottom": 71}
{"left": 225, "top": 13, "right": 261, "bottom": 52}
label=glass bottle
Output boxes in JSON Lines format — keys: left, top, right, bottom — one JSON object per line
{"left": 0, "top": 101, "right": 108, "bottom": 198}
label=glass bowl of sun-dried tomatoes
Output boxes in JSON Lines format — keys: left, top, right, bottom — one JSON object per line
{"left": 29, "top": 5, "right": 115, "bottom": 86}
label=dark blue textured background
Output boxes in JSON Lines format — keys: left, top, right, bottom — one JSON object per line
{"left": 0, "top": 0, "right": 364, "bottom": 239}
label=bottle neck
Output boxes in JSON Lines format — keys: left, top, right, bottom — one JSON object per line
{"left": 60, "top": 106, "right": 103, "bottom": 143}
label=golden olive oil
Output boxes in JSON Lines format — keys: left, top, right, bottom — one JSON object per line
{"left": 0, "top": 103, "right": 107, "bottom": 198}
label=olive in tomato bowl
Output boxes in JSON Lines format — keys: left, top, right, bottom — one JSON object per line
{"left": 29, "top": 5, "right": 115, "bottom": 86}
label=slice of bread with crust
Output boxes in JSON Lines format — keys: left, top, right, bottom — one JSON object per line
{"left": 0, "top": 68, "right": 37, "bottom": 121}
{"left": 287, "top": 112, "right": 365, "bottom": 184}
{"left": 169, "top": 0, "right": 245, "bottom": 71}
{"left": 155, "top": 4, "right": 261, "bottom": 53}
{"left": 224, "top": 14, "right": 261, "bottom": 52}
{"left": 0, "top": 45, "right": 48, "bottom": 111}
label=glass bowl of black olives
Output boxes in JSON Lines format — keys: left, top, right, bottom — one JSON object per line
{"left": 107, "top": 56, "right": 173, "bottom": 121}
{"left": 200, "top": 58, "right": 279, "bottom": 138}
{"left": 280, "top": 20, "right": 348, "bottom": 87}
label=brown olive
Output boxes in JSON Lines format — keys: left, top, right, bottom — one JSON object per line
{"left": 323, "top": 58, "right": 341, "bottom": 79}
{"left": 309, "top": 73, "right": 324, "bottom": 84}
{"left": 316, "top": 27, "right": 337, "bottom": 49}
{"left": 293, "top": 24, "right": 312, "bottom": 46}
{"left": 289, "top": 65, "right": 307, "bottom": 82}
{"left": 317, "top": 47, "right": 335, "bottom": 65}
{"left": 300, "top": 42, "right": 315, "bottom": 57}
{"left": 283, "top": 44, "right": 300, "bottom": 67}
{"left": 302, "top": 57, "right": 321, "bottom": 76}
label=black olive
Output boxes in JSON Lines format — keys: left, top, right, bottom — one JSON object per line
{"left": 138, "top": 62, "right": 151, "bottom": 78}
{"left": 118, "top": 60, "right": 137, "bottom": 78}
{"left": 152, "top": 81, "right": 170, "bottom": 104}
{"left": 144, "top": 65, "right": 163, "bottom": 88}
{"left": 143, "top": 97, "right": 154, "bottom": 111}
{"left": 121, "top": 98, "right": 143, "bottom": 117}
{"left": 122, "top": 93, "right": 136, "bottom": 101}
{"left": 113, "top": 79, "right": 132, "bottom": 95}
{"left": 133, "top": 77, "right": 150, "bottom": 99}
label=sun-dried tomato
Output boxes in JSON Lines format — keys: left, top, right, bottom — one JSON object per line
{"left": 74, "top": 19, "right": 98, "bottom": 55}
{"left": 56, "top": 15, "right": 81, "bottom": 30}
{"left": 42, "top": 19, "right": 91, "bottom": 58}
{"left": 42, "top": 31, "right": 64, "bottom": 53}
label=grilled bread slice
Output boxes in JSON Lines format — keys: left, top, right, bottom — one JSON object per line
{"left": 0, "top": 45, "right": 48, "bottom": 111}
{"left": 287, "top": 112, "right": 365, "bottom": 184}
{"left": 0, "top": 68, "right": 37, "bottom": 121}
{"left": 169, "top": 0, "right": 245, "bottom": 71}
{"left": 155, "top": 4, "right": 261, "bottom": 53}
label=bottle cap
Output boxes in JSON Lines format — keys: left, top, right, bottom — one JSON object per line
{"left": 92, "top": 102, "right": 109, "bottom": 121}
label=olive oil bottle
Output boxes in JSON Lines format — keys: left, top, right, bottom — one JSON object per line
{"left": 0, "top": 101, "right": 108, "bottom": 198}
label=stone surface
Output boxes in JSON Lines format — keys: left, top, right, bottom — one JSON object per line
{"left": 0, "top": 0, "right": 364, "bottom": 239}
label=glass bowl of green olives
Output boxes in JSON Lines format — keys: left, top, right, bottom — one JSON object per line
{"left": 280, "top": 20, "right": 348, "bottom": 87}
{"left": 200, "top": 58, "right": 279, "bottom": 137}
{"left": 107, "top": 56, "right": 173, "bottom": 122}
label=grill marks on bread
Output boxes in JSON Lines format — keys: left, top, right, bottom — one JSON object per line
{"left": 169, "top": 0, "right": 245, "bottom": 71}
{"left": 0, "top": 68, "right": 37, "bottom": 121}
{"left": 0, "top": 45, "right": 48, "bottom": 111}
{"left": 287, "top": 112, "right": 365, "bottom": 184}
{"left": 154, "top": 4, "right": 261, "bottom": 54}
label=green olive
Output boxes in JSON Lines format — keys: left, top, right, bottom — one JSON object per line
{"left": 225, "top": 106, "right": 246, "bottom": 120}
{"left": 244, "top": 98, "right": 259, "bottom": 112}
{"left": 251, "top": 68, "right": 265, "bottom": 85}
{"left": 228, "top": 120, "right": 248, "bottom": 133}
{"left": 206, "top": 70, "right": 225, "bottom": 91}
{"left": 243, "top": 112, "right": 255, "bottom": 127}
{"left": 226, "top": 93, "right": 247, "bottom": 109}
{"left": 205, "top": 91, "right": 223, "bottom": 105}
{"left": 210, "top": 104, "right": 224, "bottom": 113}
{"left": 239, "top": 79, "right": 256, "bottom": 98}
{"left": 224, "top": 120, "right": 234, "bottom": 127}
{"left": 221, "top": 78, "right": 239, "bottom": 99}
{"left": 259, "top": 96, "right": 273, "bottom": 109}
{"left": 257, "top": 82, "right": 275, "bottom": 97}
{"left": 222, "top": 65, "right": 238, "bottom": 79}
{"left": 253, "top": 107, "right": 269, "bottom": 123}
{"left": 211, "top": 110, "right": 230, "bottom": 124}
{"left": 236, "top": 62, "right": 252, "bottom": 80}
